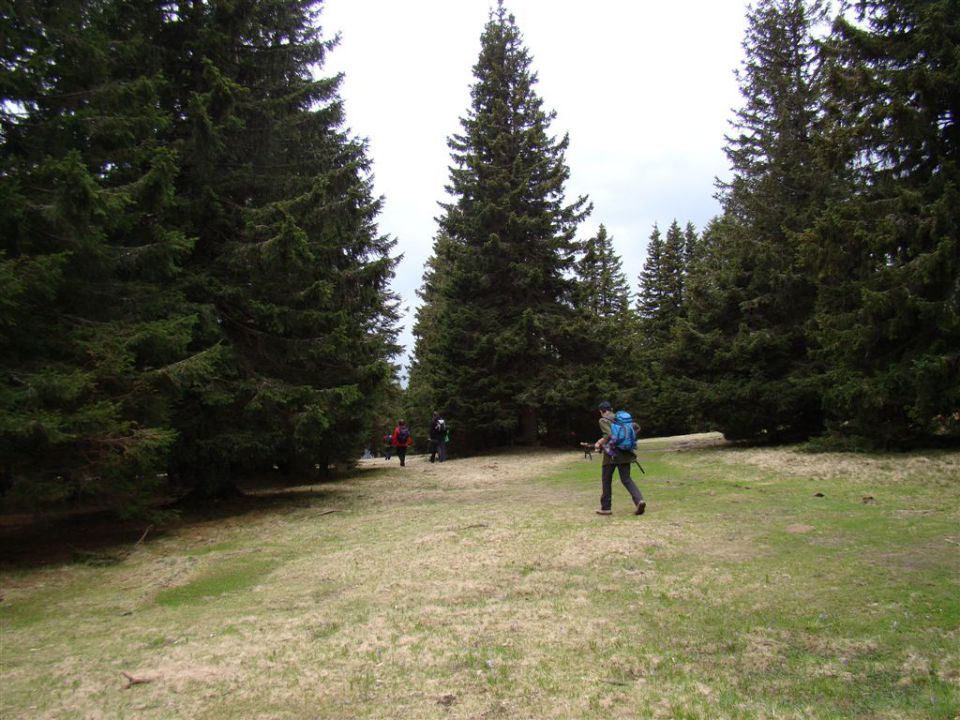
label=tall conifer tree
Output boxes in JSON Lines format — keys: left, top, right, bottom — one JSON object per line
{"left": 405, "top": 232, "right": 456, "bottom": 443}
{"left": 636, "top": 221, "right": 699, "bottom": 435}
{"left": 575, "top": 224, "right": 630, "bottom": 317}
{"left": 636, "top": 220, "right": 691, "bottom": 340}
{"left": 0, "top": 1, "right": 192, "bottom": 514}
{"left": 682, "top": 222, "right": 698, "bottom": 275}
{"left": 637, "top": 224, "right": 666, "bottom": 329}
{"left": 163, "top": 0, "right": 400, "bottom": 490}
{"left": 0, "top": 0, "right": 400, "bottom": 510}
{"left": 686, "top": 0, "right": 828, "bottom": 441}
{"left": 410, "top": 2, "right": 589, "bottom": 450}
{"left": 556, "top": 224, "right": 637, "bottom": 441}
{"left": 810, "top": 0, "right": 960, "bottom": 446}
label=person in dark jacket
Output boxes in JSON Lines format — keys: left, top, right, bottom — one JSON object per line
{"left": 594, "top": 401, "right": 646, "bottom": 516}
{"left": 428, "top": 412, "right": 447, "bottom": 463}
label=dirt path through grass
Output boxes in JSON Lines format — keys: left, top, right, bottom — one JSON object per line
{"left": 2, "top": 437, "right": 958, "bottom": 719}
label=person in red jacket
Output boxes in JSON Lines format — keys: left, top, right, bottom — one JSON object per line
{"left": 391, "top": 419, "right": 413, "bottom": 467}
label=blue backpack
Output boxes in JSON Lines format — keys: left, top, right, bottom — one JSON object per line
{"left": 609, "top": 410, "right": 637, "bottom": 451}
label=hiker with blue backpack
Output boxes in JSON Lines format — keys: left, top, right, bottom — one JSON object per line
{"left": 593, "top": 401, "right": 646, "bottom": 516}
{"left": 390, "top": 419, "right": 413, "bottom": 467}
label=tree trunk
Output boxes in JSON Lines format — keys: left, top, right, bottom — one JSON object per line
{"left": 518, "top": 406, "right": 539, "bottom": 445}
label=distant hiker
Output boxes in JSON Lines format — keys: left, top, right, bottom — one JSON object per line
{"left": 383, "top": 432, "right": 393, "bottom": 461}
{"left": 429, "top": 412, "right": 447, "bottom": 463}
{"left": 391, "top": 420, "right": 413, "bottom": 467}
{"left": 594, "top": 400, "right": 646, "bottom": 516}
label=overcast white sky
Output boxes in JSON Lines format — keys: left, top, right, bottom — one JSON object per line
{"left": 320, "top": 0, "right": 751, "bottom": 374}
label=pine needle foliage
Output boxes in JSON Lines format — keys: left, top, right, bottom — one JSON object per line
{"left": 1, "top": 1, "right": 190, "bottom": 515}
{"left": 409, "top": 2, "right": 589, "bottom": 451}
{"left": 0, "top": 0, "right": 400, "bottom": 513}
{"left": 636, "top": 221, "right": 701, "bottom": 435}
{"left": 678, "top": 0, "right": 829, "bottom": 442}
{"left": 808, "top": 0, "right": 960, "bottom": 447}
{"left": 557, "top": 224, "right": 637, "bottom": 442}
{"left": 161, "top": 0, "right": 400, "bottom": 492}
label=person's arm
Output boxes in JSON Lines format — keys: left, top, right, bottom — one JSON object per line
{"left": 595, "top": 418, "right": 612, "bottom": 450}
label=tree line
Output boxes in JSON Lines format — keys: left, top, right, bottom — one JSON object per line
{"left": 406, "top": 0, "right": 958, "bottom": 453}
{"left": 1, "top": 0, "right": 957, "bottom": 517}
{"left": 1, "top": 1, "right": 400, "bottom": 515}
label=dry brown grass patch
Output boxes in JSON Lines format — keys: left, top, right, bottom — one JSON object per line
{"left": 726, "top": 447, "right": 960, "bottom": 486}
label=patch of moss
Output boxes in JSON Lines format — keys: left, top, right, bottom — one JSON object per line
{"left": 155, "top": 556, "right": 278, "bottom": 607}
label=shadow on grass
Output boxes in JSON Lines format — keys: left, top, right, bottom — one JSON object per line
{"left": 0, "top": 472, "right": 363, "bottom": 571}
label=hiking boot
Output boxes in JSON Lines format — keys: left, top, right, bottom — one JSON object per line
{"left": 596, "top": 509, "right": 612, "bottom": 515}
{"left": 635, "top": 501, "right": 646, "bottom": 516}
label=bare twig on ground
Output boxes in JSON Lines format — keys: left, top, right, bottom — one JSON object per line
{"left": 121, "top": 671, "right": 151, "bottom": 689}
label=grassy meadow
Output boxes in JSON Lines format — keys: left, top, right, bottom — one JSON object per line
{"left": 1, "top": 435, "right": 958, "bottom": 719}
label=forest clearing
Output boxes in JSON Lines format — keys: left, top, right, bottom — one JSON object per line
{"left": 1, "top": 435, "right": 958, "bottom": 719}
{"left": 3, "top": 2, "right": 957, "bottom": 717}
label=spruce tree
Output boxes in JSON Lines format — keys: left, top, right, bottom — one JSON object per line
{"left": 639, "top": 219, "right": 688, "bottom": 337}
{"left": 557, "top": 224, "right": 637, "bottom": 442}
{"left": 635, "top": 221, "right": 699, "bottom": 435}
{"left": 687, "top": 0, "right": 828, "bottom": 442}
{"left": 668, "top": 216, "right": 742, "bottom": 433}
{"left": 410, "top": 2, "right": 589, "bottom": 451}
{"left": 0, "top": 1, "right": 191, "bottom": 514}
{"left": 682, "top": 222, "right": 698, "bottom": 275}
{"left": 162, "top": 0, "right": 400, "bottom": 490}
{"left": 810, "top": 0, "right": 960, "bottom": 446}
{"left": 405, "top": 232, "right": 457, "bottom": 444}
{"left": 0, "top": 0, "right": 401, "bottom": 511}
{"left": 575, "top": 224, "right": 631, "bottom": 317}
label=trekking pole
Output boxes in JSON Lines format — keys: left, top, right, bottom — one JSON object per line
{"left": 634, "top": 460, "right": 645, "bottom": 474}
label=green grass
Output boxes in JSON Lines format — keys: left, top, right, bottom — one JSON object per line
{"left": 154, "top": 555, "right": 280, "bottom": 607}
{"left": 1, "top": 441, "right": 957, "bottom": 719}
{"left": 532, "top": 443, "right": 959, "bottom": 718}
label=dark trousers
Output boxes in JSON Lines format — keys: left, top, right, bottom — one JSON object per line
{"left": 395, "top": 447, "right": 407, "bottom": 466}
{"left": 429, "top": 440, "right": 445, "bottom": 463}
{"left": 600, "top": 462, "right": 644, "bottom": 511}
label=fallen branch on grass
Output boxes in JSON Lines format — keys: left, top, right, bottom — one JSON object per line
{"left": 135, "top": 525, "right": 153, "bottom": 546}
{"left": 121, "top": 672, "right": 151, "bottom": 689}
